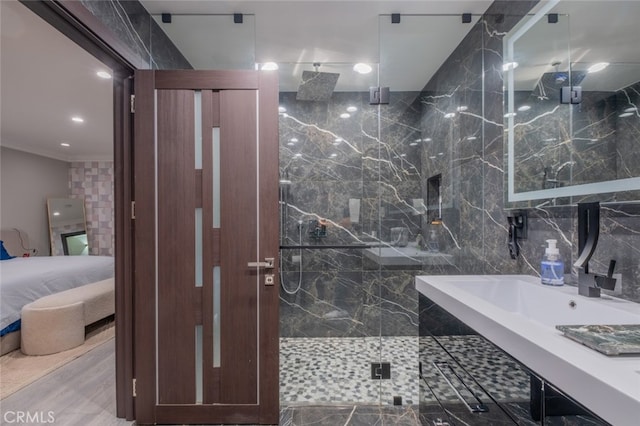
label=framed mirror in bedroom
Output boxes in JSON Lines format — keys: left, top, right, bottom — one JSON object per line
{"left": 47, "top": 197, "right": 88, "bottom": 256}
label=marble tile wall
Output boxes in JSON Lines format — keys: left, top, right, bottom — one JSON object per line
{"left": 79, "top": 0, "right": 191, "bottom": 69}
{"left": 279, "top": 91, "right": 436, "bottom": 338}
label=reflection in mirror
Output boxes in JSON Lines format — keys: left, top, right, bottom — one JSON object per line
{"left": 504, "top": 0, "right": 640, "bottom": 206}
{"left": 47, "top": 198, "right": 88, "bottom": 256}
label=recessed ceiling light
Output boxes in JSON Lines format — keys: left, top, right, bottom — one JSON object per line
{"left": 53, "top": 211, "right": 60, "bottom": 216}
{"left": 329, "top": 153, "right": 338, "bottom": 158}
{"left": 423, "top": 138, "right": 432, "bottom": 142}
{"left": 623, "top": 107, "right": 637, "bottom": 113}
{"left": 340, "top": 113, "right": 351, "bottom": 119}
{"left": 457, "top": 106, "right": 468, "bottom": 112}
{"left": 409, "top": 142, "right": 418, "bottom": 146}
{"left": 71, "top": 116, "right": 84, "bottom": 123}
{"left": 587, "top": 62, "right": 609, "bottom": 73}
{"left": 618, "top": 112, "right": 634, "bottom": 118}
{"left": 290, "top": 138, "right": 298, "bottom": 143}
{"left": 96, "top": 71, "right": 112, "bottom": 79}
{"left": 504, "top": 112, "right": 517, "bottom": 118}
{"left": 261, "top": 62, "right": 279, "bottom": 71}
{"left": 287, "top": 142, "right": 295, "bottom": 146}
{"left": 502, "top": 62, "right": 518, "bottom": 71}
{"left": 438, "top": 152, "right": 444, "bottom": 156}
{"left": 294, "top": 153, "right": 302, "bottom": 158}
{"left": 400, "top": 154, "right": 406, "bottom": 157}
{"left": 429, "top": 155, "right": 437, "bottom": 159}
{"left": 278, "top": 106, "right": 287, "bottom": 113}
{"left": 518, "top": 105, "right": 531, "bottom": 112}
{"left": 347, "top": 106, "right": 358, "bottom": 113}
{"left": 467, "top": 136, "right": 477, "bottom": 141}
{"left": 353, "top": 63, "right": 372, "bottom": 74}
{"left": 444, "top": 112, "right": 455, "bottom": 119}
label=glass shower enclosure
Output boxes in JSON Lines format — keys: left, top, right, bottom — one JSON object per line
{"left": 277, "top": 61, "right": 419, "bottom": 406}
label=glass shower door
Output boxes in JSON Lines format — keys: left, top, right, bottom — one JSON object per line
{"left": 276, "top": 61, "right": 386, "bottom": 406}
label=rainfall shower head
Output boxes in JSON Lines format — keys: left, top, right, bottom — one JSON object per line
{"left": 296, "top": 63, "right": 339, "bottom": 102}
{"left": 532, "top": 62, "right": 586, "bottom": 100}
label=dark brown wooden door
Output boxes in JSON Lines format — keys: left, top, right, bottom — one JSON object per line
{"left": 133, "top": 70, "right": 279, "bottom": 425}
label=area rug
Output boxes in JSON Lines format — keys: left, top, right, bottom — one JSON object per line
{"left": 0, "top": 321, "right": 115, "bottom": 399}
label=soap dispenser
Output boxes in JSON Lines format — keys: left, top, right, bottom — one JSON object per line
{"left": 541, "top": 239, "right": 564, "bottom": 286}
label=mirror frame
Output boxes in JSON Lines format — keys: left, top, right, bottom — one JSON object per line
{"left": 47, "top": 197, "right": 88, "bottom": 256}
{"left": 504, "top": 0, "right": 640, "bottom": 203}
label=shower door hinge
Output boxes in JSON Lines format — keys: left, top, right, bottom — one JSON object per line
{"left": 371, "top": 362, "right": 391, "bottom": 379}
{"left": 132, "top": 378, "right": 137, "bottom": 397}
{"left": 130, "top": 94, "right": 135, "bottom": 113}
{"left": 369, "top": 87, "right": 390, "bottom": 105}
{"left": 560, "top": 86, "right": 582, "bottom": 104}
{"left": 131, "top": 201, "right": 136, "bottom": 220}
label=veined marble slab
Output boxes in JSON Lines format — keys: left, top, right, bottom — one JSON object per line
{"left": 557, "top": 324, "right": 640, "bottom": 356}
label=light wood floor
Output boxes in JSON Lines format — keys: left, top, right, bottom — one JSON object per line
{"left": 1, "top": 338, "right": 132, "bottom": 425}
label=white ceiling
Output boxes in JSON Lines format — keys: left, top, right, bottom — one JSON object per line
{"left": 141, "top": 0, "right": 492, "bottom": 92}
{"left": 0, "top": 0, "right": 114, "bottom": 162}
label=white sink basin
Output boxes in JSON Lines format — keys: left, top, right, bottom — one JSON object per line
{"left": 416, "top": 274, "right": 640, "bottom": 426}
{"left": 442, "top": 275, "right": 640, "bottom": 327}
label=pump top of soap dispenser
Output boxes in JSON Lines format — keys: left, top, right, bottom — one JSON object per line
{"left": 545, "top": 239, "right": 559, "bottom": 258}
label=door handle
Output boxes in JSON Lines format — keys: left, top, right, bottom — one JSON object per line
{"left": 247, "top": 257, "right": 275, "bottom": 269}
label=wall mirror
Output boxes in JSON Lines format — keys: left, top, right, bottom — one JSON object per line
{"left": 504, "top": 0, "right": 640, "bottom": 206}
{"left": 47, "top": 197, "right": 88, "bottom": 255}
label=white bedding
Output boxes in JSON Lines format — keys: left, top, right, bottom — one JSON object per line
{"left": 0, "top": 256, "right": 114, "bottom": 331}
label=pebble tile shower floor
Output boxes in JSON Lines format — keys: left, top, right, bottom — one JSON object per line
{"left": 280, "top": 336, "right": 419, "bottom": 406}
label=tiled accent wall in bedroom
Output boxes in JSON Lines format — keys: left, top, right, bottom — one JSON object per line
{"left": 70, "top": 161, "right": 114, "bottom": 256}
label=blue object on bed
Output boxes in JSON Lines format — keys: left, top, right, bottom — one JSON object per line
{"left": 0, "top": 240, "right": 15, "bottom": 260}
{"left": 0, "top": 319, "right": 21, "bottom": 337}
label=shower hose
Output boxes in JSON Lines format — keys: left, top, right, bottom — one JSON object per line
{"left": 280, "top": 220, "right": 302, "bottom": 295}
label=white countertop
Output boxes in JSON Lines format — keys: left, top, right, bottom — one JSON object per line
{"left": 415, "top": 274, "right": 640, "bottom": 426}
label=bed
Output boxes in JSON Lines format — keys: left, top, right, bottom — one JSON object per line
{"left": 0, "top": 230, "right": 114, "bottom": 355}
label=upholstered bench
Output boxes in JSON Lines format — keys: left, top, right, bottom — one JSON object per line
{"left": 20, "top": 278, "right": 114, "bottom": 355}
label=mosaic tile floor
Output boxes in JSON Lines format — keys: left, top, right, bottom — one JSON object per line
{"left": 280, "top": 336, "right": 419, "bottom": 406}
{"left": 280, "top": 335, "right": 530, "bottom": 407}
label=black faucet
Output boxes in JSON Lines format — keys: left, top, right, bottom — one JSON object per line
{"left": 574, "top": 202, "right": 617, "bottom": 297}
